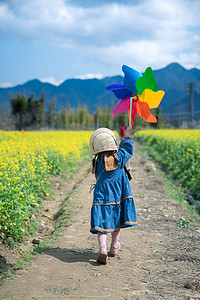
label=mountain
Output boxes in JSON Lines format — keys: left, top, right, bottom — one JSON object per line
{"left": 0, "top": 63, "right": 199, "bottom": 115}
{"left": 153, "top": 63, "right": 200, "bottom": 114}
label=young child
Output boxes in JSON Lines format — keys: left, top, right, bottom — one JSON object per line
{"left": 89, "top": 126, "right": 137, "bottom": 264}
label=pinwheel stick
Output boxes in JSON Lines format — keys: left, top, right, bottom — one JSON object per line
{"left": 127, "top": 96, "right": 133, "bottom": 169}
{"left": 129, "top": 96, "right": 133, "bottom": 127}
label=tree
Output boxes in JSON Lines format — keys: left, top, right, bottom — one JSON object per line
{"left": 150, "top": 107, "right": 164, "bottom": 129}
{"left": 77, "top": 105, "right": 90, "bottom": 129}
{"left": 46, "top": 97, "right": 57, "bottom": 128}
{"left": 68, "top": 110, "right": 76, "bottom": 129}
{"left": 0, "top": 106, "right": 11, "bottom": 130}
{"left": 26, "top": 92, "right": 46, "bottom": 128}
{"left": 38, "top": 92, "right": 45, "bottom": 127}
{"left": 10, "top": 93, "right": 27, "bottom": 130}
{"left": 60, "top": 109, "right": 69, "bottom": 129}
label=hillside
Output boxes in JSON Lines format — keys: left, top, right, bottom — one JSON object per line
{"left": 0, "top": 63, "right": 199, "bottom": 114}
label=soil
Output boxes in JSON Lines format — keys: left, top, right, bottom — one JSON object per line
{"left": 0, "top": 143, "right": 200, "bottom": 300}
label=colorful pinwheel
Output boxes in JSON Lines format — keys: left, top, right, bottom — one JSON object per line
{"left": 106, "top": 65, "right": 165, "bottom": 126}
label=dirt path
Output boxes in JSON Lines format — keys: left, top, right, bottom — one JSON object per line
{"left": 0, "top": 143, "right": 200, "bottom": 300}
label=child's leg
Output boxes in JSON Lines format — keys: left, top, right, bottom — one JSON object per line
{"left": 97, "top": 232, "right": 107, "bottom": 252}
{"left": 111, "top": 230, "right": 120, "bottom": 248}
{"left": 110, "top": 231, "right": 120, "bottom": 256}
{"left": 97, "top": 232, "right": 108, "bottom": 264}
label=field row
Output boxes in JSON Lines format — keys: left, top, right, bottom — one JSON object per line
{"left": 0, "top": 131, "right": 92, "bottom": 244}
{"left": 135, "top": 129, "right": 200, "bottom": 204}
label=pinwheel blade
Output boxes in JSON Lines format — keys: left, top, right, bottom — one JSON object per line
{"left": 146, "top": 113, "right": 157, "bottom": 123}
{"left": 136, "top": 67, "right": 157, "bottom": 95}
{"left": 138, "top": 89, "right": 165, "bottom": 108}
{"left": 122, "top": 65, "right": 142, "bottom": 96}
{"left": 112, "top": 98, "right": 130, "bottom": 118}
{"left": 136, "top": 99, "right": 157, "bottom": 123}
{"left": 106, "top": 82, "right": 132, "bottom": 100}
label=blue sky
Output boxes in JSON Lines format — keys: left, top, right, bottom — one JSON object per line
{"left": 0, "top": 0, "right": 200, "bottom": 87}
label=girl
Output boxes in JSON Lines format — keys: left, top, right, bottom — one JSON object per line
{"left": 89, "top": 126, "right": 137, "bottom": 264}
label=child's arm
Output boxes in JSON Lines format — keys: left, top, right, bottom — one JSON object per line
{"left": 117, "top": 126, "right": 134, "bottom": 167}
{"left": 124, "top": 126, "right": 134, "bottom": 139}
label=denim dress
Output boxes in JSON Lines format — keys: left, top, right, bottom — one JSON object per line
{"left": 90, "top": 138, "right": 137, "bottom": 234}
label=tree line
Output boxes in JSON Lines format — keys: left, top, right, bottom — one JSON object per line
{"left": 8, "top": 92, "right": 164, "bottom": 131}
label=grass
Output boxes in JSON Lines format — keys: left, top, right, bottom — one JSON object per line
{"left": 0, "top": 166, "right": 86, "bottom": 285}
{"left": 135, "top": 143, "right": 200, "bottom": 225}
{"left": 175, "top": 219, "right": 192, "bottom": 228}
{"left": 134, "top": 130, "right": 200, "bottom": 201}
{"left": 46, "top": 285, "right": 72, "bottom": 295}
{"left": 160, "top": 169, "right": 200, "bottom": 225}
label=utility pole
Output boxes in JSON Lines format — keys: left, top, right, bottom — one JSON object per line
{"left": 170, "top": 109, "right": 173, "bottom": 127}
{"left": 177, "top": 99, "right": 180, "bottom": 128}
{"left": 186, "top": 82, "right": 199, "bottom": 128}
{"left": 189, "top": 83, "right": 194, "bottom": 128}
{"left": 96, "top": 109, "right": 99, "bottom": 129}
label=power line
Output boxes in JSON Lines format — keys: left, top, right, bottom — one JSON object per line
{"left": 158, "top": 110, "right": 200, "bottom": 117}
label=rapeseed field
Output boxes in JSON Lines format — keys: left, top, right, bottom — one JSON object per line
{"left": 0, "top": 131, "right": 92, "bottom": 243}
{"left": 135, "top": 129, "right": 200, "bottom": 202}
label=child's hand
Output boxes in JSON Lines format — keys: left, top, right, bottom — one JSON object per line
{"left": 127, "top": 167, "right": 131, "bottom": 173}
{"left": 124, "top": 126, "right": 134, "bottom": 138}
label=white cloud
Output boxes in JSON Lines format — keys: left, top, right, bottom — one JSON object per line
{"left": 1, "top": 0, "right": 199, "bottom": 47}
{"left": 75, "top": 73, "right": 103, "bottom": 80}
{"left": 85, "top": 40, "right": 176, "bottom": 72}
{"left": 0, "top": 82, "right": 13, "bottom": 88}
{"left": 40, "top": 77, "right": 64, "bottom": 86}
{"left": 178, "top": 52, "right": 200, "bottom": 69}
{"left": 0, "top": 0, "right": 199, "bottom": 77}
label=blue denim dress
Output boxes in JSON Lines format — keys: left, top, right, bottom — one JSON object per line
{"left": 90, "top": 138, "right": 137, "bottom": 234}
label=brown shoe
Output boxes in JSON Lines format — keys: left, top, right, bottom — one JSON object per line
{"left": 97, "top": 247, "right": 108, "bottom": 265}
{"left": 97, "top": 248, "right": 108, "bottom": 264}
{"left": 110, "top": 242, "right": 120, "bottom": 257}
